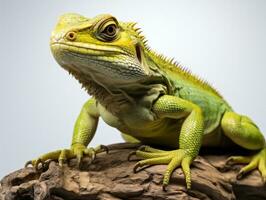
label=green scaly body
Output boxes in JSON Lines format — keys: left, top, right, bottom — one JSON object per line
{"left": 26, "top": 13, "right": 266, "bottom": 190}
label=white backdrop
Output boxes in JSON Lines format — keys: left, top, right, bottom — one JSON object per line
{"left": 1, "top": 0, "right": 266, "bottom": 178}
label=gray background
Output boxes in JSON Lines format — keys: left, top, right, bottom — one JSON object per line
{"left": 1, "top": 0, "right": 266, "bottom": 178}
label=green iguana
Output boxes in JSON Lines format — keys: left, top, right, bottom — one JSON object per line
{"left": 26, "top": 13, "right": 266, "bottom": 190}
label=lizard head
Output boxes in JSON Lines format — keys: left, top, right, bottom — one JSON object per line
{"left": 50, "top": 13, "right": 155, "bottom": 87}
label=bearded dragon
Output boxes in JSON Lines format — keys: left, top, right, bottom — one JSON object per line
{"left": 26, "top": 13, "right": 266, "bottom": 190}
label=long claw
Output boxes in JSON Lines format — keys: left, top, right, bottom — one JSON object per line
{"left": 138, "top": 145, "right": 147, "bottom": 151}
{"left": 162, "top": 184, "right": 168, "bottom": 192}
{"left": 94, "top": 144, "right": 109, "bottom": 154}
{"left": 225, "top": 158, "right": 234, "bottom": 165}
{"left": 128, "top": 151, "right": 137, "bottom": 161}
{"left": 236, "top": 171, "right": 244, "bottom": 180}
{"left": 35, "top": 158, "right": 44, "bottom": 171}
{"left": 25, "top": 160, "right": 33, "bottom": 168}
{"left": 100, "top": 145, "right": 109, "bottom": 154}
{"left": 76, "top": 153, "right": 83, "bottom": 169}
{"left": 133, "top": 162, "right": 140, "bottom": 173}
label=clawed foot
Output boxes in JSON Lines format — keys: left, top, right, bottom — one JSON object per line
{"left": 25, "top": 144, "right": 108, "bottom": 170}
{"left": 129, "top": 145, "right": 193, "bottom": 190}
{"left": 226, "top": 148, "right": 266, "bottom": 182}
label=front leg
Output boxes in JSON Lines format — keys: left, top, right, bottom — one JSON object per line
{"left": 26, "top": 98, "right": 106, "bottom": 169}
{"left": 132, "top": 95, "right": 204, "bottom": 190}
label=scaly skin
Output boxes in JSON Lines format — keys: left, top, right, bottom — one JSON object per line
{"left": 26, "top": 13, "right": 266, "bottom": 190}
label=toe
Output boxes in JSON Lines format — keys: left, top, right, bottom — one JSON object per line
{"left": 136, "top": 156, "right": 171, "bottom": 168}
{"left": 237, "top": 158, "right": 258, "bottom": 179}
{"left": 58, "top": 149, "right": 69, "bottom": 166}
{"left": 84, "top": 148, "right": 97, "bottom": 162}
{"left": 136, "top": 150, "right": 169, "bottom": 159}
{"left": 163, "top": 157, "right": 181, "bottom": 186}
{"left": 258, "top": 157, "right": 266, "bottom": 182}
{"left": 138, "top": 145, "right": 166, "bottom": 153}
{"left": 76, "top": 151, "right": 84, "bottom": 168}
{"left": 93, "top": 145, "right": 109, "bottom": 154}
{"left": 84, "top": 147, "right": 94, "bottom": 155}
{"left": 181, "top": 157, "right": 192, "bottom": 189}
{"left": 134, "top": 156, "right": 172, "bottom": 173}
{"left": 226, "top": 156, "right": 252, "bottom": 165}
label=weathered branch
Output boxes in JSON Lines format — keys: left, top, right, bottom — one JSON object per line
{"left": 1, "top": 143, "right": 266, "bottom": 200}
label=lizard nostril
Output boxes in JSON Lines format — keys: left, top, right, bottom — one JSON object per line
{"left": 66, "top": 31, "right": 77, "bottom": 41}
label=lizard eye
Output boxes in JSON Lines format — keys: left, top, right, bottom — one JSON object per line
{"left": 103, "top": 24, "right": 117, "bottom": 37}
{"left": 97, "top": 19, "right": 119, "bottom": 41}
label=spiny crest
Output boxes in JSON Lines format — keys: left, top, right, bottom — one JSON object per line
{"left": 126, "top": 22, "right": 149, "bottom": 47}
{"left": 149, "top": 50, "right": 224, "bottom": 99}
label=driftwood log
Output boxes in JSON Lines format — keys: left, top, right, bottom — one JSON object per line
{"left": 1, "top": 143, "right": 266, "bottom": 200}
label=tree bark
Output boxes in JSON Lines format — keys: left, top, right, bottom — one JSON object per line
{"left": 1, "top": 143, "right": 266, "bottom": 200}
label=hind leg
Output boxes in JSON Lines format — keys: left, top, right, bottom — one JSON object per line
{"left": 221, "top": 111, "right": 266, "bottom": 181}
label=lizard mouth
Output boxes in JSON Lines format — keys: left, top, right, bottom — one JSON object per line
{"left": 50, "top": 41, "right": 130, "bottom": 57}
